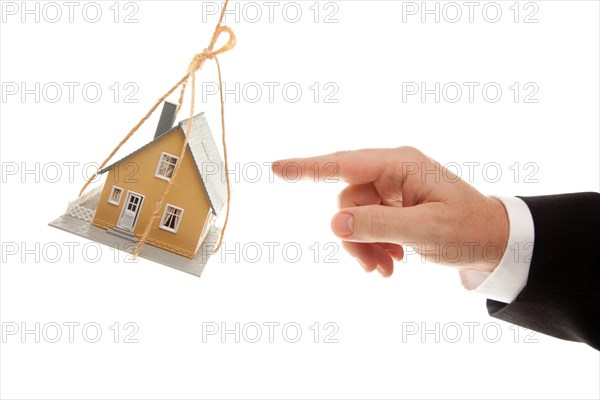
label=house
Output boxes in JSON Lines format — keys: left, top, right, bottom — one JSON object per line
{"left": 91, "top": 102, "right": 226, "bottom": 259}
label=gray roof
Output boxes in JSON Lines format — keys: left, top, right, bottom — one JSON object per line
{"left": 99, "top": 112, "right": 226, "bottom": 215}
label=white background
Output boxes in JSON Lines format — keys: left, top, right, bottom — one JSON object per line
{"left": 1, "top": 1, "right": 599, "bottom": 399}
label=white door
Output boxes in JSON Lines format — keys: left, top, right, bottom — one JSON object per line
{"left": 118, "top": 192, "right": 144, "bottom": 231}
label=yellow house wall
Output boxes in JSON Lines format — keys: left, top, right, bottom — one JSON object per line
{"left": 92, "top": 128, "right": 213, "bottom": 258}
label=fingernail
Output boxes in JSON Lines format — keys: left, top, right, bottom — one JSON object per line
{"left": 332, "top": 213, "right": 354, "bottom": 237}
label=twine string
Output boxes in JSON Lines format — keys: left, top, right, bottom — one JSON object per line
{"left": 78, "top": 0, "right": 234, "bottom": 257}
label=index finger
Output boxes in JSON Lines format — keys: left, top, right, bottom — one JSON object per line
{"left": 272, "top": 148, "right": 395, "bottom": 184}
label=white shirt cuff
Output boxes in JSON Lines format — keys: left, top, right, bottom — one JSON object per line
{"left": 459, "top": 196, "right": 535, "bottom": 304}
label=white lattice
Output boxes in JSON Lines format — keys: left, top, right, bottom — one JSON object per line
{"left": 67, "top": 205, "right": 96, "bottom": 223}
{"left": 67, "top": 186, "right": 102, "bottom": 209}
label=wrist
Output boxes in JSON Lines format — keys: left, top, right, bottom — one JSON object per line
{"left": 481, "top": 197, "right": 509, "bottom": 273}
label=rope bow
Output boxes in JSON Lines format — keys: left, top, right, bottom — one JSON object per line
{"left": 79, "top": 0, "right": 235, "bottom": 256}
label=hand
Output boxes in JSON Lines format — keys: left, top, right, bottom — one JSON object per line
{"left": 272, "top": 147, "right": 509, "bottom": 277}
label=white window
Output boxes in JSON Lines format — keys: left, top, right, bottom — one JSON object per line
{"left": 160, "top": 204, "right": 184, "bottom": 233}
{"left": 155, "top": 152, "right": 179, "bottom": 180}
{"left": 108, "top": 186, "right": 124, "bottom": 205}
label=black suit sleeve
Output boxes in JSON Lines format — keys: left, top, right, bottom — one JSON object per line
{"left": 486, "top": 192, "right": 600, "bottom": 350}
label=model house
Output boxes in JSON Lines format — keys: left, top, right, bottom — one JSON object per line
{"left": 91, "top": 102, "right": 226, "bottom": 259}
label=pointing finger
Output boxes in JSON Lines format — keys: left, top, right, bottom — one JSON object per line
{"left": 272, "top": 149, "right": 396, "bottom": 184}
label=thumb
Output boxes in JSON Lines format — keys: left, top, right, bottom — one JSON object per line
{"left": 331, "top": 205, "right": 428, "bottom": 244}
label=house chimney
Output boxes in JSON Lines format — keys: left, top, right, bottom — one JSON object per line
{"left": 154, "top": 101, "right": 178, "bottom": 139}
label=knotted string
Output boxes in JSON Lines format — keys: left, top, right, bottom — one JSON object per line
{"left": 78, "top": 0, "right": 234, "bottom": 256}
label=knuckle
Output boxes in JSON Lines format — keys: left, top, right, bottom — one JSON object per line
{"left": 331, "top": 150, "right": 348, "bottom": 162}
{"left": 366, "top": 206, "right": 387, "bottom": 241}
{"left": 397, "top": 146, "right": 425, "bottom": 163}
{"left": 397, "top": 145, "right": 418, "bottom": 156}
